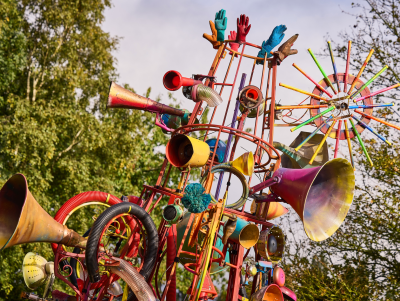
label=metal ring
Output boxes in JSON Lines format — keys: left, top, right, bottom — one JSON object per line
{"left": 201, "top": 165, "right": 249, "bottom": 209}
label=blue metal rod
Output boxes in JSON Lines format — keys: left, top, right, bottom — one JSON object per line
{"left": 351, "top": 114, "right": 392, "bottom": 145}
{"left": 294, "top": 115, "right": 334, "bottom": 151}
{"left": 348, "top": 103, "right": 394, "bottom": 109}
{"left": 215, "top": 73, "right": 247, "bottom": 200}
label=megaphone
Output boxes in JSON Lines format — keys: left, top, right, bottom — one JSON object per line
{"left": 219, "top": 152, "right": 254, "bottom": 176}
{"left": 166, "top": 134, "right": 210, "bottom": 168}
{"left": 251, "top": 158, "right": 354, "bottom": 242}
{"left": 0, "top": 174, "right": 87, "bottom": 250}
{"left": 273, "top": 131, "right": 329, "bottom": 169}
{"left": 250, "top": 284, "right": 284, "bottom": 301}
{"left": 239, "top": 85, "right": 263, "bottom": 109}
{"left": 163, "top": 70, "right": 202, "bottom": 91}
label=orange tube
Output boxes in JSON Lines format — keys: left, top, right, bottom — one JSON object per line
{"left": 354, "top": 109, "right": 400, "bottom": 131}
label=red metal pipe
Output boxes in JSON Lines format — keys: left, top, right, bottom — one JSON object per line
{"left": 166, "top": 224, "right": 177, "bottom": 301}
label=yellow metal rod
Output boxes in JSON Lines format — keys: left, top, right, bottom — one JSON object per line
{"left": 344, "top": 120, "right": 355, "bottom": 169}
{"left": 348, "top": 49, "right": 374, "bottom": 95}
{"left": 309, "top": 119, "right": 337, "bottom": 164}
{"left": 279, "top": 83, "right": 329, "bottom": 101}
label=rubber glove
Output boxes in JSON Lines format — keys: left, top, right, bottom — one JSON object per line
{"left": 257, "top": 25, "right": 287, "bottom": 64}
{"left": 276, "top": 34, "right": 299, "bottom": 63}
{"left": 236, "top": 14, "right": 251, "bottom": 44}
{"left": 203, "top": 20, "right": 222, "bottom": 49}
{"left": 215, "top": 9, "right": 227, "bottom": 42}
{"left": 228, "top": 31, "right": 240, "bottom": 56}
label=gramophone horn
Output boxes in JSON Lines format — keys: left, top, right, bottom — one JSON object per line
{"left": 271, "top": 158, "right": 355, "bottom": 241}
{"left": 0, "top": 174, "right": 86, "bottom": 250}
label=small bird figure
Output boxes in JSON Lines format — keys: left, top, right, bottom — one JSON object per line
{"left": 222, "top": 214, "right": 237, "bottom": 244}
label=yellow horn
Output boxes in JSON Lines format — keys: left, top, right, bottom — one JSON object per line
{"left": 226, "top": 152, "right": 254, "bottom": 176}
{"left": 0, "top": 174, "right": 87, "bottom": 250}
{"left": 166, "top": 134, "right": 210, "bottom": 168}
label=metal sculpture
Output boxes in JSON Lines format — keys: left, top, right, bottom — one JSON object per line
{"left": 0, "top": 8, "right": 398, "bottom": 301}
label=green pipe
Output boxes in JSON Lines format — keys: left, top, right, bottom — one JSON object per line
{"left": 308, "top": 48, "right": 337, "bottom": 94}
{"left": 291, "top": 106, "right": 335, "bottom": 132}
{"left": 350, "top": 65, "right": 388, "bottom": 99}
{"left": 349, "top": 119, "right": 373, "bottom": 166}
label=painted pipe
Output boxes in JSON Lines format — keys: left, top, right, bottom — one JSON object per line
{"left": 215, "top": 73, "right": 247, "bottom": 200}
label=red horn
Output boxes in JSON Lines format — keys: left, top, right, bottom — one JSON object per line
{"left": 163, "top": 70, "right": 202, "bottom": 91}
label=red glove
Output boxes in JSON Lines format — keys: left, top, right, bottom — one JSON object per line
{"left": 228, "top": 31, "right": 240, "bottom": 56}
{"left": 236, "top": 14, "right": 251, "bottom": 44}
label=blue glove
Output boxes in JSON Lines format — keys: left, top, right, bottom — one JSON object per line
{"left": 215, "top": 9, "right": 227, "bottom": 42}
{"left": 257, "top": 25, "right": 287, "bottom": 64}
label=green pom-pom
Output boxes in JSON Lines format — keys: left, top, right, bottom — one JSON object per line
{"left": 181, "top": 183, "right": 211, "bottom": 213}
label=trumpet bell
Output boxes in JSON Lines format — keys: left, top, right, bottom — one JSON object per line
{"left": 0, "top": 174, "right": 86, "bottom": 250}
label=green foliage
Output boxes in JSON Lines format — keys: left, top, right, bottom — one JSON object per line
{"left": 0, "top": 0, "right": 193, "bottom": 299}
{"left": 283, "top": 1, "right": 400, "bottom": 300}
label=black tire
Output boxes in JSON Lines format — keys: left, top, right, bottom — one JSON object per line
{"left": 85, "top": 203, "right": 158, "bottom": 283}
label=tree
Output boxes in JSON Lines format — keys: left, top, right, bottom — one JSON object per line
{"left": 0, "top": 0, "right": 189, "bottom": 299}
{"left": 283, "top": 1, "right": 400, "bottom": 300}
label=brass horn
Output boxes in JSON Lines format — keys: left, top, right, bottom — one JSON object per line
{"left": 108, "top": 82, "right": 188, "bottom": 118}
{"left": 0, "top": 174, "right": 86, "bottom": 250}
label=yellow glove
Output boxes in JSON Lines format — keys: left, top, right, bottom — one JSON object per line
{"left": 203, "top": 20, "right": 222, "bottom": 49}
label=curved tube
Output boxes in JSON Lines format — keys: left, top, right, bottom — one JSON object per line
{"left": 85, "top": 203, "right": 158, "bottom": 283}
{"left": 109, "top": 257, "right": 156, "bottom": 301}
{"left": 192, "top": 84, "right": 223, "bottom": 107}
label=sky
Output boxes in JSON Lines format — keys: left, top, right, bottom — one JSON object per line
{"left": 102, "top": 0, "right": 359, "bottom": 219}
